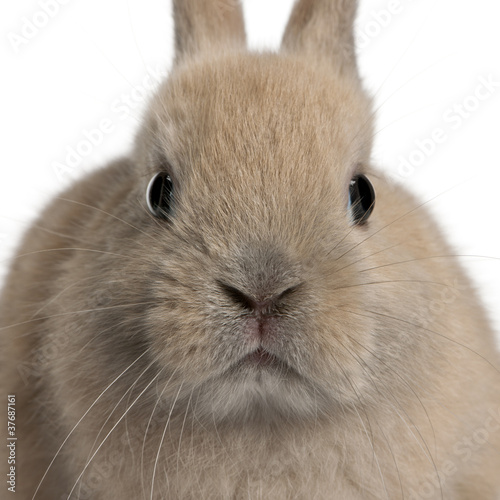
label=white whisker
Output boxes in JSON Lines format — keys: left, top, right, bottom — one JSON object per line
{"left": 31, "top": 349, "right": 151, "bottom": 500}
{"left": 150, "top": 382, "right": 184, "bottom": 500}
{"left": 65, "top": 367, "right": 164, "bottom": 499}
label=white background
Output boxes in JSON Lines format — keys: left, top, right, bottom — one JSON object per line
{"left": 1, "top": 0, "right": 499, "bottom": 338}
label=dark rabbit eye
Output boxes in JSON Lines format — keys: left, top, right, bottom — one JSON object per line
{"left": 147, "top": 172, "right": 174, "bottom": 218}
{"left": 348, "top": 174, "right": 375, "bottom": 224}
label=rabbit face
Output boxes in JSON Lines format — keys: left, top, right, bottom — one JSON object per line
{"left": 126, "top": 53, "right": 381, "bottom": 424}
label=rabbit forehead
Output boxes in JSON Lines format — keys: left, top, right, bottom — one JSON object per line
{"left": 150, "top": 52, "right": 373, "bottom": 188}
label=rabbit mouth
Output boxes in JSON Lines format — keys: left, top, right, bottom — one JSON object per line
{"left": 235, "top": 347, "right": 293, "bottom": 375}
{"left": 243, "top": 347, "right": 282, "bottom": 367}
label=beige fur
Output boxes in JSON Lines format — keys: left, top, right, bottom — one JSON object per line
{"left": 1, "top": 1, "right": 500, "bottom": 499}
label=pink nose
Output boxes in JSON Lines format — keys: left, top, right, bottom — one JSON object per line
{"left": 244, "top": 314, "right": 280, "bottom": 341}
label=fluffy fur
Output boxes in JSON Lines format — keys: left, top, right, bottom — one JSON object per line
{"left": 1, "top": 1, "right": 499, "bottom": 499}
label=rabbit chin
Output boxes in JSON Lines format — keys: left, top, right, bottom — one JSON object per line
{"left": 189, "top": 365, "right": 328, "bottom": 426}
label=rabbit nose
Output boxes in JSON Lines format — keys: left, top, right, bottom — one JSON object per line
{"left": 218, "top": 282, "right": 299, "bottom": 314}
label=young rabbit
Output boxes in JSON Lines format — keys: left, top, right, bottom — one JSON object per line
{"left": 1, "top": 0, "right": 499, "bottom": 499}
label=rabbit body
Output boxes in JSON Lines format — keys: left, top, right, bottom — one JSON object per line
{"left": 1, "top": 1, "right": 500, "bottom": 499}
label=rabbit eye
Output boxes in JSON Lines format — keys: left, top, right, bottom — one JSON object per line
{"left": 348, "top": 174, "right": 375, "bottom": 224}
{"left": 147, "top": 172, "right": 174, "bottom": 218}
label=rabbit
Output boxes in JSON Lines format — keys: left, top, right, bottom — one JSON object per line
{"left": 1, "top": 0, "right": 500, "bottom": 498}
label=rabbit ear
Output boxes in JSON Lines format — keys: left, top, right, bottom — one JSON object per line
{"left": 173, "top": 0, "right": 246, "bottom": 63}
{"left": 281, "top": 0, "right": 359, "bottom": 78}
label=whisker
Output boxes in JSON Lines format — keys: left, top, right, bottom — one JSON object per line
{"left": 370, "top": 102, "right": 436, "bottom": 140}
{"left": 333, "top": 243, "right": 401, "bottom": 275}
{"left": 175, "top": 388, "right": 194, "bottom": 491}
{"left": 370, "top": 0, "right": 442, "bottom": 102}
{"left": 326, "top": 223, "right": 358, "bottom": 259}
{"left": 335, "top": 340, "right": 406, "bottom": 498}
{"left": 0, "top": 215, "right": 83, "bottom": 243}
{"left": 342, "top": 307, "right": 500, "bottom": 378}
{"left": 433, "top": 399, "right": 500, "bottom": 459}
{"left": 1, "top": 301, "right": 159, "bottom": 335}
{"left": 75, "top": 304, "right": 160, "bottom": 354}
{"left": 30, "top": 275, "right": 97, "bottom": 318}
{"left": 55, "top": 197, "right": 156, "bottom": 243}
{"left": 65, "top": 367, "right": 164, "bottom": 499}
{"left": 150, "top": 382, "right": 184, "bottom": 500}
{"left": 336, "top": 334, "right": 442, "bottom": 499}
{"left": 357, "top": 53, "right": 451, "bottom": 153}
{"left": 2, "top": 247, "right": 127, "bottom": 267}
{"left": 360, "top": 254, "right": 500, "bottom": 273}
{"left": 330, "top": 178, "right": 471, "bottom": 265}
{"left": 325, "top": 197, "right": 376, "bottom": 260}
{"left": 345, "top": 2, "right": 444, "bottom": 155}
{"left": 31, "top": 349, "right": 151, "bottom": 500}
{"left": 126, "top": 0, "right": 154, "bottom": 77}
{"left": 328, "top": 279, "right": 458, "bottom": 294}
{"left": 75, "top": 358, "right": 159, "bottom": 499}
{"left": 329, "top": 354, "right": 389, "bottom": 499}
{"left": 342, "top": 329, "right": 438, "bottom": 455}
{"left": 140, "top": 367, "right": 181, "bottom": 499}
